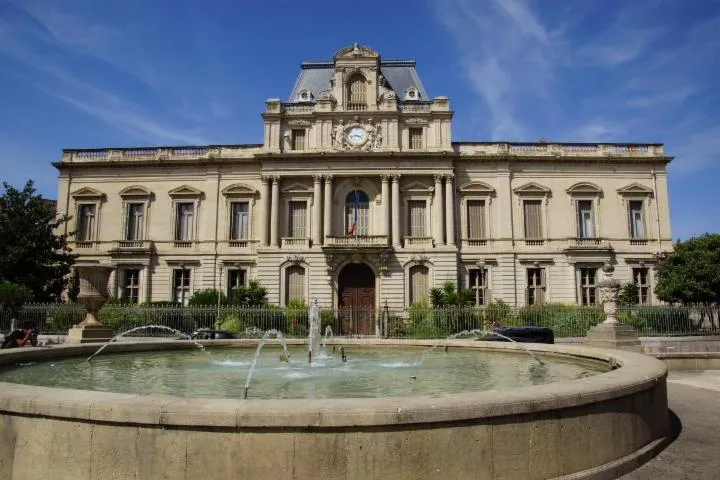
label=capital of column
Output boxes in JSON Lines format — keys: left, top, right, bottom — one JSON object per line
{"left": 380, "top": 173, "right": 391, "bottom": 182}
{"left": 260, "top": 176, "right": 270, "bottom": 184}
{"left": 324, "top": 174, "right": 333, "bottom": 184}
{"left": 271, "top": 175, "right": 280, "bottom": 184}
{"left": 391, "top": 174, "right": 401, "bottom": 183}
{"left": 433, "top": 174, "right": 444, "bottom": 183}
{"left": 444, "top": 174, "right": 455, "bottom": 182}
{"left": 313, "top": 174, "right": 323, "bottom": 183}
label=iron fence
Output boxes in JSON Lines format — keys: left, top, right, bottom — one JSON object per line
{"left": 1, "top": 303, "right": 719, "bottom": 339}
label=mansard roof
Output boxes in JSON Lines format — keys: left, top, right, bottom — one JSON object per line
{"left": 287, "top": 44, "right": 428, "bottom": 102}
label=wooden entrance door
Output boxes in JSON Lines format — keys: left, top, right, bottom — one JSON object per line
{"left": 338, "top": 263, "right": 376, "bottom": 335}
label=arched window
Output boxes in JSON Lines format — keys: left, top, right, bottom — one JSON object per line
{"left": 345, "top": 190, "right": 370, "bottom": 236}
{"left": 346, "top": 73, "right": 366, "bottom": 110}
{"left": 285, "top": 265, "right": 306, "bottom": 304}
{"left": 409, "top": 265, "right": 429, "bottom": 305}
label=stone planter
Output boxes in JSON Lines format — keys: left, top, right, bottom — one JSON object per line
{"left": 67, "top": 264, "right": 115, "bottom": 344}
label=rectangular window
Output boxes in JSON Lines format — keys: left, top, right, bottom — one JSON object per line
{"left": 466, "top": 200, "right": 486, "bottom": 239}
{"left": 125, "top": 203, "right": 144, "bottom": 240}
{"left": 410, "top": 265, "right": 429, "bottom": 305}
{"left": 523, "top": 200, "right": 543, "bottom": 238}
{"left": 175, "top": 203, "right": 194, "bottom": 241}
{"left": 633, "top": 268, "right": 650, "bottom": 305}
{"left": 286, "top": 265, "right": 306, "bottom": 303}
{"left": 76, "top": 204, "right": 96, "bottom": 241}
{"left": 172, "top": 268, "right": 191, "bottom": 306}
{"left": 628, "top": 200, "right": 645, "bottom": 238}
{"left": 407, "top": 200, "right": 427, "bottom": 237}
{"left": 576, "top": 200, "right": 595, "bottom": 238}
{"left": 227, "top": 269, "right": 246, "bottom": 298}
{"left": 288, "top": 201, "right": 307, "bottom": 238}
{"left": 579, "top": 268, "right": 597, "bottom": 305}
{"left": 469, "top": 268, "right": 488, "bottom": 306}
{"left": 291, "top": 129, "right": 306, "bottom": 151}
{"left": 526, "top": 268, "right": 545, "bottom": 305}
{"left": 122, "top": 269, "right": 141, "bottom": 304}
{"left": 409, "top": 128, "right": 423, "bottom": 150}
{"left": 230, "top": 202, "right": 249, "bottom": 240}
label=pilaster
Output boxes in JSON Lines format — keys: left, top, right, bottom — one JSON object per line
{"left": 312, "top": 175, "right": 323, "bottom": 246}
{"left": 444, "top": 174, "right": 456, "bottom": 246}
{"left": 323, "top": 175, "right": 333, "bottom": 243}
{"left": 392, "top": 175, "right": 401, "bottom": 247}
{"left": 270, "top": 176, "right": 280, "bottom": 247}
{"left": 433, "top": 174, "right": 445, "bottom": 246}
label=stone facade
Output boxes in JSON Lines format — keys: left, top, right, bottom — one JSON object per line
{"left": 54, "top": 44, "right": 674, "bottom": 308}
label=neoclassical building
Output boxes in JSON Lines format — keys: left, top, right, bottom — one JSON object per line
{"left": 55, "top": 44, "right": 673, "bottom": 315}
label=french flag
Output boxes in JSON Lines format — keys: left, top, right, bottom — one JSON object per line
{"left": 348, "top": 189, "right": 358, "bottom": 236}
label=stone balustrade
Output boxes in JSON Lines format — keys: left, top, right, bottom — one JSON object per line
{"left": 281, "top": 237, "right": 311, "bottom": 249}
{"left": 111, "top": 240, "right": 154, "bottom": 251}
{"left": 325, "top": 235, "right": 389, "bottom": 246}
{"left": 403, "top": 236, "right": 434, "bottom": 248}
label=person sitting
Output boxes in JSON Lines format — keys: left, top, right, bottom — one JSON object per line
{"left": 1, "top": 324, "right": 39, "bottom": 349}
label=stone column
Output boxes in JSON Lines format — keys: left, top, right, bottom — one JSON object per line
{"left": 142, "top": 265, "right": 151, "bottom": 303}
{"left": 259, "top": 176, "right": 270, "bottom": 246}
{"left": 312, "top": 175, "right": 322, "bottom": 246}
{"left": 391, "top": 175, "right": 401, "bottom": 247}
{"left": 433, "top": 174, "right": 444, "bottom": 246}
{"left": 381, "top": 174, "right": 390, "bottom": 238}
{"left": 323, "top": 175, "right": 333, "bottom": 243}
{"left": 270, "top": 176, "right": 280, "bottom": 247}
{"left": 445, "top": 174, "right": 456, "bottom": 246}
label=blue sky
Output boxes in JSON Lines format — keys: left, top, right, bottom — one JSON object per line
{"left": 0, "top": 0, "right": 718, "bottom": 240}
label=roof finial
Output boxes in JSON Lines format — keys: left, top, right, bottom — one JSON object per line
{"left": 352, "top": 42, "right": 360, "bottom": 55}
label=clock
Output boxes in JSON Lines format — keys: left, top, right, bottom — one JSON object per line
{"left": 346, "top": 127, "right": 367, "bottom": 145}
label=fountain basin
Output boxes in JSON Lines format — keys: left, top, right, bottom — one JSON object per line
{"left": 0, "top": 340, "right": 669, "bottom": 480}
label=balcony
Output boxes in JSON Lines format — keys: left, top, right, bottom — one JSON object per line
{"left": 73, "top": 241, "right": 95, "bottom": 249}
{"left": 109, "top": 240, "right": 154, "bottom": 255}
{"left": 281, "top": 237, "right": 311, "bottom": 249}
{"left": 325, "top": 235, "right": 389, "bottom": 247}
{"left": 346, "top": 102, "right": 367, "bottom": 111}
{"left": 630, "top": 238, "right": 649, "bottom": 246}
{"left": 173, "top": 241, "right": 193, "bottom": 248}
{"left": 462, "top": 238, "right": 490, "bottom": 248}
{"left": 403, "top": 237, "right": 434, "bottom": 248}
{"left": 568, "top": 238, "right": 603, "bottom": 248}
{"left": 524, "top": 239, "right": 545, "bottom": 247}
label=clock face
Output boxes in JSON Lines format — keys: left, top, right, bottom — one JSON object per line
{"left": 346, "top": 127, "right": 367, "bottom": 145}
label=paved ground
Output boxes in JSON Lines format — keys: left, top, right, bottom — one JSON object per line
{"left": 621, "top": 371, "right": 720, "bottom": 479}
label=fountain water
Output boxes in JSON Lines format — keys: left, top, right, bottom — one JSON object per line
{"left": 307, "top": 301, "right": 322, "bottom": 361}
{"left": 87, "top": 325, "right": 213, "bottom": 362}
{"left": 243, "top": 329, "right": 290, "bottom": 399}
{"left": 422, "top": 329, "right": 545, "bottom": 365}
{"left": 322, "top": 325, "right": 334, "bottom": 350}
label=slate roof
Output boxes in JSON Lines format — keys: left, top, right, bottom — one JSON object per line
{"left": 287, "top": 60, "right": 429, "bottom": 103}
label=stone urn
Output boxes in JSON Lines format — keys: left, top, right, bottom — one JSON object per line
{"left": 67, "top": 263, "right": 116, "bottom": 343}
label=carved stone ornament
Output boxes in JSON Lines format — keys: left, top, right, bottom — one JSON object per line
{"left": 287, "top": 119, "right": 312, "bottom": 127}
{"left": 317, "top": 89, "right": 335, "bottom": 101}
{"left": 404, "top": 117, "right": 429, "bottom": 125}
{"left": 286, "top": 255, "right": 306, "bottom": 264}
{"left": 333, "top": 119, "right": 383, "bottom": 152}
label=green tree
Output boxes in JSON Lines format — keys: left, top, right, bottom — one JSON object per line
{"left": 229, "top": 280, "right": 268, "bottom": 307}
{"left": 655, "top": 234, "right": 720, "bottom": 304}
{"left": 618, "top": 282, "right": 639, "bottom": 306}
{"left": 429, "top": 281, "right": 474, "bottom": 307}
{"left": 0, "top": 281, "right": 33, "bottom": 318}
{"left": 0, "top": 181, "right": 75, "bottom": 301}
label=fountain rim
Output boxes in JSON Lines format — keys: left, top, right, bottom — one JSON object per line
{"left": 0, "top": 340, "right": 666, "bottom": 429}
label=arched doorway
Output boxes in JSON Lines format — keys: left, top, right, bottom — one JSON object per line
{"left": 338, "top": 263, "right": 376, "bottom": 335}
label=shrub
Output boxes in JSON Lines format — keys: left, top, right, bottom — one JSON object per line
{"left": 188, "top": 289, "right": 227, "bottom": 307}
{"left": 517, "top": 303, "right": 604, "bottom": 337}
{"left": 218, "top": 314, "right": 247, "bottom": 336}
{"left": 284, "top": 300, "right": 308, "bottom": 336}
{"left": 229, "top": 280, "right": 268, "bottom": 307}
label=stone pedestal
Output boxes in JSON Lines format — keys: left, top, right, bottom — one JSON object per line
{"left": 66, "top": 264, "right": 115, "bottom": 344}
{"left": 584, "top": 323, "right": 642, "bottom": 352}
{"left": 584, "top": 261, "right": 642, "bottom": 352}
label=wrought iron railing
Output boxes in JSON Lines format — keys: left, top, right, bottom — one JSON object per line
{"left": 3, "top": 303, "right": 718, "bottom": 339}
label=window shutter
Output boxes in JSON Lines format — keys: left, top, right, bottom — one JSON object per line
{"left": 410, "top": 265, "right": 429, "bottom": 304}
{"left": 467, "top": 200, "right": 486, "bottom": 238}
{"left": 289, "top": 201, "right": 307, "bottom": 238}
{"left": 523, "top": 200, "right": 542, "bottom": 238}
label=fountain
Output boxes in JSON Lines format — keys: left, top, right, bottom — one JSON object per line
{"left": 0, "top": 303, "right": 670, "bottom": 479}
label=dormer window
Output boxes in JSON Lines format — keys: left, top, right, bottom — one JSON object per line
{"left": 404, "top": 87, "right": 420, "bottom": 101}
{"left": 346, "top": 73, "right": 367, "bottom": 111}
{"left": 297, "top": 90, "right": 313, "bottom": 102}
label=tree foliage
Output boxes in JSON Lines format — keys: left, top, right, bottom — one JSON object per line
{"left": 618, "top": 282, "right": 639, "bottom": 306}
{"left": 429, "top": 281, "right": 474, "bottom": 307}
{"left": 0, "top": 281, "right": 32, "bottom": 316}
{"left": 229, "top": 280, "right": 268, "bottom": 307}
{"left": 0, "top": 181, "right": 75, "bottom": 301}
{"left": 187, "top": 289, "right": 227, "bottom": 307}
{"left": 655, "top": 234, "right": 720, "bottom": 304}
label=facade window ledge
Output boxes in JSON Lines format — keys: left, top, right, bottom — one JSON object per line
{"left": 630, "top": 239, "right": 649, "bottom": 246}
{"left": 462, "top": 238, "right": 490, "bottom": 247}
{"left": 281, "top": 237, "right": 311, "bottom": 249}
{"left": 524, "top": 239, "right": 545, "bottom": 246}
{"left": 111, "top": 240, "right": 154, "bottom": 252}
{"left": 403, "top": 236, "right": 434, "bottom": 248}
{"left": 173, "top": 241, "right": 193, "bottom": 248}
{"left": 227, "top": 239, "right": 258, "bottom": 249}
{"left": 74, "top": 241, "right": 95, "bottom": 249}
{"left": 568, "top": 237, "right": 605, "bottom": 248}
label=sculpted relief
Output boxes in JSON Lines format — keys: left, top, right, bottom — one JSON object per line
{"left": 333, "top": 118, "right": 383, "bottom": 152}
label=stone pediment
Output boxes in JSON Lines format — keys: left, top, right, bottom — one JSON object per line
{"left": 71, "top": 186, "right": 105, "bottom": 200}
{"left": 617, "top": 183, "right": 654, "bottom": 195}
{"left": 566, "top": 182, "right": 602, "bottom": 195}
{"left": 459, "top": 181, "right": 495, "bottom": 195}
{"left": 222, "top": 183, "right": 258, "bottom": 197}
{"left": 168, "top": 185, "right": 203, "bottom": 198}
{"left": 513, "top": 182, "right": 550, "bottom": 196}
{"left": 401, "top": 181, "right": 433, "bottom": 193}
{"left": 281, "top": 182, "right": 312, "bottom": 194}
{"left": 334, "top": 43, "right": 379, "bottom": 59}
{"left": 119, "top": 185, "right": 152, "bottom": 198}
